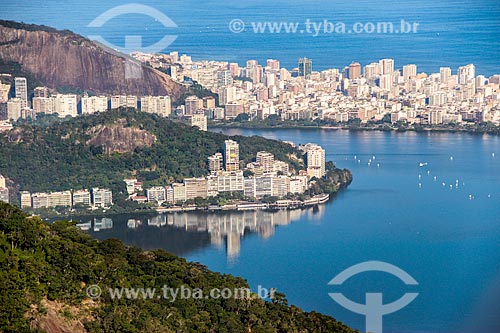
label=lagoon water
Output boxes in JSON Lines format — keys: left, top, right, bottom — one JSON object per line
{"left": 87, "top": 129, "right": 500, "bottom": 333}
{"left": 3, "top": 0, "right": 500, "bottom": 330}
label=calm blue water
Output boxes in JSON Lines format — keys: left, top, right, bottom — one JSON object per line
{"left": 85, "top": 129, "right": 500, "bottom": 333}
{"left": 1, "top": 0, "right": 499, "bottom": 75}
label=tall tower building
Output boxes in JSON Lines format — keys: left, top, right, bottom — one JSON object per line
{"left": 228, "top": 63, "right": 240, "bottom": 77}
{"left": 256, "top": 151, "right": 275, "bottom": 173}
{"left": 440, "top": 67, "right": 452, "bottom": 83}
{"left": 402, "top": 64, "right": 417, "bottom": 81}
{"left": 298, "top": 58, "right": 313, "bottom": 77}
{"left": 363, "top": 63, "right": 380, "bottom": 79}
{"left": 305, "top": 144, "right": 326, "bottom": 178}
{"left": 184, "top": 96, "right": 200, "bottom": 115}
{"left": 224, "top": 140, "right": 240, "bottom": 171}
{"left": 266, "top": 59, "right": 281, "bottom": 71}
{"left": 33, "top": 86, "right": 49, "bottom": 98}
{"left": 458, "top": 64, "right": 475, "bottom": 85}
{"left": 208, "top": 153, "right": 223, "bottom": 172}
{"left": 14, "top": 77, "right": 28, "bottom": 106}
{"left": 379, "top": 59, "right": 395, "bottom": 75}
{"left": 217, "top": 70, "right": 233, "bottom": 88}
{"left": 348, "top": 62, "right": 362, "bottom": 80}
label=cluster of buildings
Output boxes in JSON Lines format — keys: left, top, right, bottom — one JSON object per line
{"left": 132, "top": 51, "right": 500, "bottom": 125}
{"left": 0, "top": 73, "right": 211, "bottom": 132}
{"left": 18, "top": 188, "right": 113, "bottom": 210}
{"left": 127, "top": 139, "right": 326, "bottom": 206}
{"left": 0, "top": 74, "right": 173, "bottom": 122}
{"left": 0, "top": 175, "right": 9, "bottom": 204}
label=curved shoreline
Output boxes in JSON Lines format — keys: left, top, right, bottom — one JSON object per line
{"left": 209, "top": 123, "right": 500, "bottom": 136}
{"left": 154, "top": 193, "right": 331, "bottom": 214}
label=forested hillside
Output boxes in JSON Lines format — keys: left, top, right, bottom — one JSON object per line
{"left": 0, "top": 109, "right": 351, "bottom": 208}
{"left": 0, "top": 202, "right": 357, "bottom": 333}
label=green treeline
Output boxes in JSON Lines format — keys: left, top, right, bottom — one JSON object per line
{"left": 0, "top": 202, "right": 357, "bottom": 333}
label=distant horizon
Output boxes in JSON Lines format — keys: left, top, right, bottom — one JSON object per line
{"left": 1, "top": 0, "right": 498, "bottom": 75}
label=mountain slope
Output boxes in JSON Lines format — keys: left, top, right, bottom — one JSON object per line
{"left": 0, "top": 202, "right": 358, "bottom": 333}
{"left": 0, "top": 20, "right": 184, "bottom": 98}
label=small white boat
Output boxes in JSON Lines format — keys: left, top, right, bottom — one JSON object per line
{"left": 419, "top": 162, "right": 428, "bottom": 167}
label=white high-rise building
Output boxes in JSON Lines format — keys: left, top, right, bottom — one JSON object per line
{"left": 184, "top": 96, "right": 200, "bottom": 115}
{"left": 81, "top": 96, "right": 108, "bottom": 114}
{"left": 7, "top": 98, "right": 23, "bottom": 120}
{"left": 219, "top": 86, "right": 237, "bottom": 106}
{"left": 256, "top": 152, "right": 275, "bottom": 173}
{"left": 147, "top": 187, "right": 166, "bottom": 204}
{"left": 32, "top": 97, "right": 54, "bottom": 114}
{"left": 379, "top": 74, "right": 394, "bottom": 91}
{"left": 141, "top": 96, "right": 172, "bottom": 117}
{"left": 53, "top": 94, "right": 77, "bottom": 117}
{"left": 363, "top": 63, "right": 381, "bottom": 79}
{"left": 224, "top": 140, "right": 240, "bottom": 171}
{"left": 403, "top": 64, "right": 417, "bottom": 81}
{"left": 304, "top": 143, "right": 326, "bottom": 178}
{"left": 110, "top": 95, "right": 138, "bottom": 109}
{"left": 14, "top": 77, "right": 28, "bottom": 106}
{"left": 217, "top": 70, "right": 233, "bottom": 88}
{"left": 440, "top": 67, "right": 452, "bottom": 83}
{"left": 379, "top": 59, "right": 395, "bottom": 75}
{"left": 458, "top": 64, "right": 475, "bottom": 85}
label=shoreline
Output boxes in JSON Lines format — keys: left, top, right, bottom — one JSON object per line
{"left": 154, "top": 193, "right": 331, "bottom": 213}
{"left": 209, "top": 123, "right": 500, "bottom": 135}
{"left": 43, "top": 193, "right": 332, "bottom": 221}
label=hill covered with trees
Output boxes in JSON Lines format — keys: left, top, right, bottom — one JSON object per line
{"left": 0, "top": 109, "right": 352, "bottom": 210}
{"left": 0, "top": 202, "right": 357, "bottom": 333}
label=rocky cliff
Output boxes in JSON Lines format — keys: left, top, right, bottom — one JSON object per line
{"left": 0, "top": 20, "right": 184, "bottom": 98}
{"left": 86, "top": 122, "right": 157, "bottom": 154}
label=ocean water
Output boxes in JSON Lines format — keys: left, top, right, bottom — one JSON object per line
{"left": 1, "top": 0, "right": 499, "bottom": 75}
{"left": 86, "top": 129, "right": 500, "bottom": 333}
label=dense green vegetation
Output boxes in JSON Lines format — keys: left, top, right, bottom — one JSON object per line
{"left": 0, "top": 109, "right": 350, "bottom": 210}
{"left": 0, "top": 202, "right": 357, "bottom": 333}
{"left": 0, "top": 19, "right": 75, "bottom": 36}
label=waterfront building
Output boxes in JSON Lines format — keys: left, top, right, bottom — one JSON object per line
{"left": 73, "top": 189, "right": 91, "bottom": 206}
{"left": 184, "top": 114, "right": 208, "bottom": 131}
{"left": 147, "top": 187, "right": 167, "bottom": 204}
{"left": 304, "top": 143, "right": 326, "bottom": 178}
{"left": 172, "top": 183, "right": 187, "bottom": 202}
{"left": 379, "top": 58, "right": 395, "bottom": 75}
{"left": 217, "top": 171, "right": 244, "bottom": 193}
{"left": 184, "top": 178, "right": 208, "bottom": 199}
{"left": 47, "top": 191, "right": 72, "bottom": 208}
{"left": 92, "top": 188, "right": 113, "bottom": 208}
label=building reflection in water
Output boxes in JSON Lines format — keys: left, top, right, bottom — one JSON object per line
{"left": 82, "top": 205, "right": 326, "bottom": 259}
